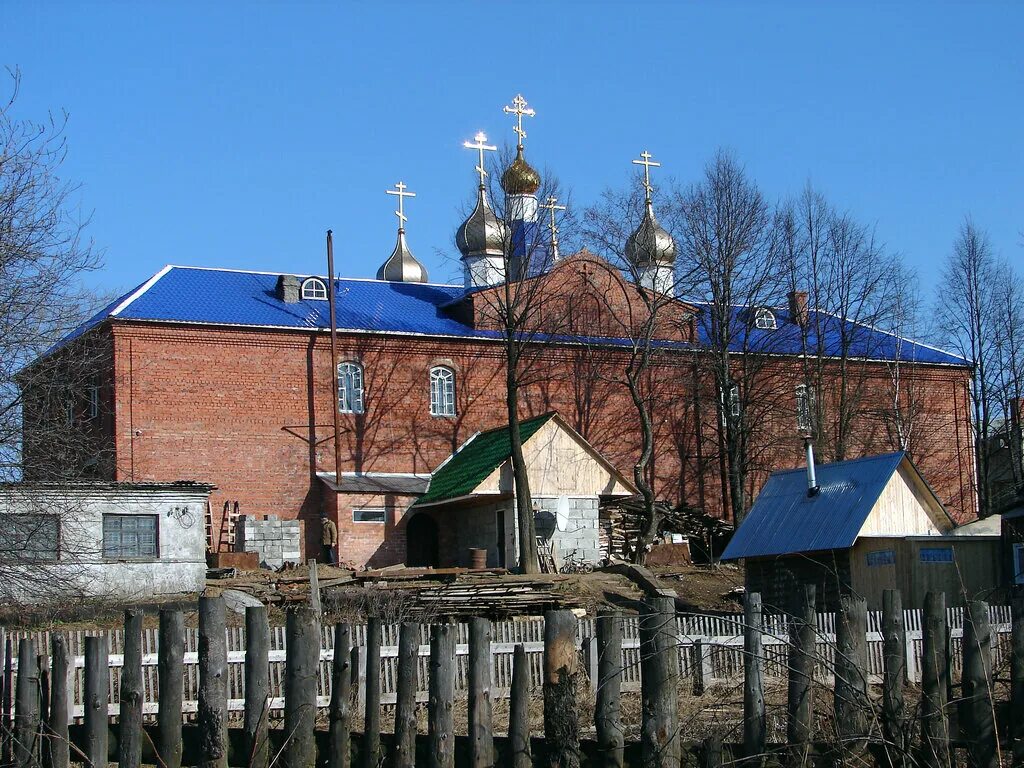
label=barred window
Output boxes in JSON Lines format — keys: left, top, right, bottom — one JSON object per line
{"left": 301, "top": 277, "right": 328, "bottom": 300}
{"left": 796, "top": 384, "right": 816, "bottom": 435}
{"left": 0, "top": 514, "right": 59, "bottom": 562}
{"left": 338, "top": 362, "right": 364, "bottom": 414}
{"left": 430, "top": 366, "right": 456, "bottom": 417}
{"left": 103, "top": 514, "right": 158, "bottom": 559}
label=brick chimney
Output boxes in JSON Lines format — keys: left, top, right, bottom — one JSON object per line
{"left": 788, "top": 290, "right": 809, "bottom": 327}
{"left": 276, "top": 275, "right": 300, "bottom": 303}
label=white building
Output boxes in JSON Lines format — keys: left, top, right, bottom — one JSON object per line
{"left": 0, "top": 481, "right": 214, "bottom": 602}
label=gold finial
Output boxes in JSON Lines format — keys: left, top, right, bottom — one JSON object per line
{"left": 463, "top": 131, "right": 497, "bottom": 189}
{"left": 503, "top": 93, "right": 536, "bottom": 148}
{"left": 632, "top": 150, "right": 661, "bottom": 202}
{"left": 540, "top": 196, "right": 566, "bottom": 257}
{"left": 385, "top": 181, "right": 416, "bottom": 231}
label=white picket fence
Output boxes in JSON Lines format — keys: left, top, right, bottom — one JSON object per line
{"left": 1, "top": 605, "right": 1013, "bottom": 721}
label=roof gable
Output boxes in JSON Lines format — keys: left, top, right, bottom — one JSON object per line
{"left": 415, "top": 413, "right": 553, "bottom": 506}
{"left": 721, "top": 452, "right": 929, "bottom": 560}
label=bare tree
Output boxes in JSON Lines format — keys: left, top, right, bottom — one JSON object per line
{"left": 0, "top": 69, "right": 109, "bottom": 601}
{"left": 780, "top": 184, "right": 904, "bottom": 462}
{"left": 452, "top": 133, "right": 573, "bottom": 573}
{"left": 581, "top": 170, "right": 697, "bottom": 561}
{"left": 989, "top": 263, "right": 1024, "bottom": 505}
{"left": 934, "top": 219, "right": 1000, "bottom": 516}
{"left": 675, "top": 151, "right": 787, "bottom": 524}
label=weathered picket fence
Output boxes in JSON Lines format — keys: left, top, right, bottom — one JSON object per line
{"left": 0, "top": 604, "right": 1015, "bottom": 721}
{"left": 1, "top": 589, "right": 1022, "bottom": 768}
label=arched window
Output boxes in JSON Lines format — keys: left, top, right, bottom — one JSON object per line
{"left": 796, "top": 383, "right": 817, "bottom": 435}
{"left": 754, "top": 307, "right": 777, "bottom": 330}
{"left": 337, "top": 362, "right": 364, "bottom": 414}
{"left": 301, "top": 277, "right": 328, "bottom": 301}
{"left": 429, "top": 366, "right": 456, "bottom": 417}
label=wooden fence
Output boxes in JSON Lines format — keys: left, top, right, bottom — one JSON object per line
{"left": 1, "top": 589, "right": 1022, "bottom": 768}
{"left": 0, "top": 604, "right": 1016, "bottom": 720}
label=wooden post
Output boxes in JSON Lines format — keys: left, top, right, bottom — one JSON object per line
{"left": 920, "top": 591, "right": 949, "bottom": 768}
{"left": 428, "top": 623, "right": 456, "bottom": 768}
{"left": 46, "top": 635, "right": 69, "bottom": 768}
{"left": 962, "top": 600, "right": 996, "bottom": 768}
{"left": 39, "top": 656, "right": 49, "bottom": 759}
{"left": 595, "top": 610, "right": 623, "bottom": 768}
{"left": 244, "top": 606, "right": 270, "bottom": 768}
{"left": 361, "top": 617, "right": 382, "bottom": 768}
{"left": 158, "top": 610, "right": 185, "bottom": 768}
{"left": 834, "top": 595, "right": 868, "bottom": 742}
{"left": 392, "top": 622, "right": 420, "bottom": 768}
{"left": 743, "top": 592, "right": 765, "bottom": 761}
{"left": 881, "top": 589, "right": 906, "bottom": 763}
{"left": 544, "top": 610, "right": 580, "bottom": 768}
{"left": 83, "top": 636, "right": 108, "bottom": 768}
{"left": 1011, "top": 596, "right": 1024, "bottom": 768}
{"left": 328, "top": 622, "right": 352, "bottom": 768}
{"left": 3, "top": 636, "right": 12, "bottom": 768}
{"left": 198, "top": 595, "right": 228, "bottom": 768}
{"left": 582, "top": 636, "right": 598, "bottom": 702}
{"left": 468, "top": 617, "right": 493, "bottom": 768}
{"left": 2, "top": 638, "right": 12, "bottom": 768}
{"left": 691, "top": 639, "right": 711, "bottom": 696}
{"left": 119, "top": 609, "right": 144, "bottom": 768}
{"left": 14, "top": 639, "right": 39, "bottom": 768}
{"left": 639, "top": 596, "right": 680, "bottom": 768}
{"left": 308, "top": 559, "right": 322, "bottom": 615}
{"left": 786, "top": 583, "right": 815, "bottom": 768}
{"left": 509, "top": 644, "right": 531, "bottom": 768}
{"left": 284, "top": 606, "right": 319, "bottom": 768}
{"left": 351, "top": 646, "right": 365, "bottom": 715}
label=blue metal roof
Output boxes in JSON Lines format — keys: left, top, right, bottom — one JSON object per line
{"left": 720, "top": 452, "right": 909, "bottom": 560}
{"left": 44, "top": 265, "right": 967, "bottom": 366}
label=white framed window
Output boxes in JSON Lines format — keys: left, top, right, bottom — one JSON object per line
{"left": 719, "top": 383, "right": 740, "bottom": 427}
{"left": 301, "top": 277, "right": 328, "bottom": 301}
{"left": 754, "top": 307, "right": 777, "bottom": 330}
{"left": 88, "top": 384, "right": 100, "bottom": 419}
{"left": 796, "top": 383, "right": 817, "bottom": 435}
{"left": 430, "top": 366, "right": 456, "bottom": 417}
{"left": 353, "top": 507, "right": 386, "bottom": 524}
{"left": 337, "top": 362, "right": 364, "bottom": 414}
{"left": 103, "top": 514, "right": 158, "bottom": 559}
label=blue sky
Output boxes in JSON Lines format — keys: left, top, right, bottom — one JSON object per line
{"left": 5, "top": 2, "right": 1022, "bottom": 298}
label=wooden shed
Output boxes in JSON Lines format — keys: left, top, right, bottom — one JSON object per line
{"left": 721, "top": 452, "right": 1001, "bottom": 611}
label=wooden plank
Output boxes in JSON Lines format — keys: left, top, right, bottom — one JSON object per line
{"left": 543, "top": 610, "right": 580, "bottom": 768}
{"left": 428, "top": 624, "right": 456, "bottom": 768}
{"left": 284, "top": 607, "right": 318, "bottom": 768}
{"left": 244, "top": 607, "right": 270, "bottom": 768}
{"left": 595, "top": 610, "right": 623, "bottom": 768}
{"left": 328, "top": 623, "right": 351, "bottom": 768}
{"left": 119, "top": 609, "right": 144, "bottom": 768}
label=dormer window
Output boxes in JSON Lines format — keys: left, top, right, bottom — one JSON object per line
{"left": 301, "top": 277, "right": 328, "bottom": 301}
{"left": 754, "top": 307, "right": 777, "bottom": 330}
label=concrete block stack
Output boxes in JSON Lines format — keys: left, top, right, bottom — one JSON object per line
{"left": 235, "top": 514, "right": 303, "bottom": 568}
{"left": 534, "top": 496, "right": 601, "bottom": 564}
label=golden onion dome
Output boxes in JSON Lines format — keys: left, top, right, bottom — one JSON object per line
{"left": 456, "top": 187, "right": 507, "bottom": 259}
{"left": 626, "top": 200, "right": 676, "bottom": 266}
{"left": 501, "top": 146, "right": 541, "bottom": 196}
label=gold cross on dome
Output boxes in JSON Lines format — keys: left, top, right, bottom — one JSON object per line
{"left": 540, "top": 195, "right": 566, "bottom": 238}
{"left": 463, "top": 131, "right": 497, "bottom": 188}
{"left": 385, "top": 181, "right": 416, "bottom": 229}
{"left": 503, "top": 93, "right": 536, "bottom": 147}
{"left": 632, "top": 150, "right": 661, "bottom": 200}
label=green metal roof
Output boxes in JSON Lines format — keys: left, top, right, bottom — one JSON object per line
{"left": 415, "top": 413, "right": 554, "bottom": 506}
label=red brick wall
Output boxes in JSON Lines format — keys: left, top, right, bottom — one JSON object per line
{"left": 96, "top": 318, "right": 976, "bottom": 565}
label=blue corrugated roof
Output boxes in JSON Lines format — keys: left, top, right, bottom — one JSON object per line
{"left": 720, "top": 452, "right": 908, "bottom": 560}
{"left": 43, "top": 265, "right": 967, "bottom": 366}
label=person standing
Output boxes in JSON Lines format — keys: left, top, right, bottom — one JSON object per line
{"left": 321, "top": 515, "right": 338, "bottom": 565}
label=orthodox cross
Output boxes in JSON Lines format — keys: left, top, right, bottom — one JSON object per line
{"left": 540, "top": 195, "right": 567, "bottom": 244}
{"left": 386, "top": 181, "right": 415, "bottom": 230}
{"left": 632, "top": 150, "right": 661, "bottom": 200}
{"left": 463, "top": 131, "right": 497, "bottom": 188}
{"left": 503, "top": 93, "right": 535, "bottom": 147}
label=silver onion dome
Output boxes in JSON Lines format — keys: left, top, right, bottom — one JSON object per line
{"left": 377, "top": 229, "right": 428, "bottom": 283}
{"left": 625, "top": 200, "right": 676, "bottom": 266}
{"left": 456, "top": 187, "right": 506, "bottom": 258}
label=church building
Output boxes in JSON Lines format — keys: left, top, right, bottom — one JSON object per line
{"left": 23, "top": 95, "right": 977, "bottom": 567}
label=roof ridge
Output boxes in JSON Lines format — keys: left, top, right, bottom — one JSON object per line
{"left": 165, "top": 263, "right": 462, "bottom": 288}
